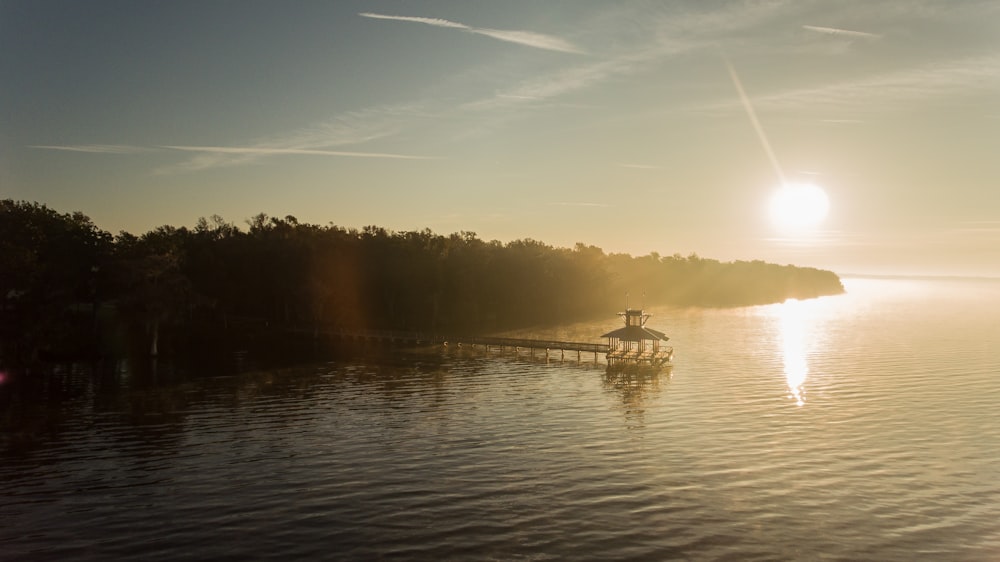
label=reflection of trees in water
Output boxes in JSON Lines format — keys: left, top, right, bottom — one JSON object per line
{"left": 1, "top": 346, "right": 666, "bottom": 459}
{"left": 1, "top": 356, "right": 329, "bottom": 457}
{"left": 0, "top": 360, "right": 197, "bottom": 457}
{"left": 0, "top": 347, "right": 462, "bottom": 462}
{"left": 602, "top": 368, "right": 670, "bottom": 430}
{"left": 333, "top": 349, "right": 461, "bottom": 410}
{"left": 1, "top": 362, "right": 111, "bottom": 456}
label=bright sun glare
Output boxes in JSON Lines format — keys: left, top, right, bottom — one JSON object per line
{"left": 769, "top": 183, "right": 829, "bottom": 232}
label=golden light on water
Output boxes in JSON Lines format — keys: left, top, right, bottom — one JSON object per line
{"left": 778, "top": 298, "right": 809, "bottom": 406}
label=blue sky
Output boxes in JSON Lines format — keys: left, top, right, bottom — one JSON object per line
{"left": 3, "top": 0, "right": 999, "bottom": 276}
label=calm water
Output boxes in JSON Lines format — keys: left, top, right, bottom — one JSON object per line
{"left": 2, "top": 277, "right": 999, "bottom": 560}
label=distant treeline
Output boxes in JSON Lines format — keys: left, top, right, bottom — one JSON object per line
{"left": 1, "top": 199, "right": 843, "bottom": 362}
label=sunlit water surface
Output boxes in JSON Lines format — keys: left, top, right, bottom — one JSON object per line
{"left": 2, "top": 277, "right": 999, "bottom": 560}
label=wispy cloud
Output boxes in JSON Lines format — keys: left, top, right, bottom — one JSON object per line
{"left": 454, "top": 3, "right": 744, "bottom": 116}
{"left": 30, "top": 108, "right": 438, "bottom": 175}
{"left": 748, "top": 53, "right": 1000, "bottom": 112}
{"left": 762, "top": 230, "right": 846, "bottom": 247}
{"left": 471, "top": 28, "right": 584, "bottom": 54}
{"left": 154, "top": 150, "right": 256, "bottom": 174}
{"left": 952, "top": 221, "right": 1000, "bottom": 234}
{"left": 550, "top": 202, "right": 611, "bottom": 208}
{"left": 161, "top": 4, "right": 775, "bottom": 165}
{"left": 461, "top": 56, "right": 639, "bottom": 113}
{"left": 29, "top": 144, "right": 154, "bottom": 154}
{"left": 359, "top": 12, "right": 584, "bottom": 54}
{"left": 161, "top": 146, "right": 438, "bottom": 160}
{"left": 155, "top": 103, "right": 432, "bottom": 173}
{"left": 497, "top": 94, "right": 542, "bottom": 101}
{"left": 803, "top": 25, "right": 881, "bottom": 39}
{"left": 154, "top": 144, "right": 436, "bottom": 175}
{"left": 357, "top": 13, "right": 468, "bottom": 29}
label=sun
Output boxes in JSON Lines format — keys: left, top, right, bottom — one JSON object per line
{"left": 769, "top": 183, "right": 829, "bottom": 232}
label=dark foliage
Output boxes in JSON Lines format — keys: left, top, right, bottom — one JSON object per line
{"left": 0, "top": 200, "right": 844, "bottom": 363}
{"left": 1, "top": 200, "right": 112, "bottom": 362}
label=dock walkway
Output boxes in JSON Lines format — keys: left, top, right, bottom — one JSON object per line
{"left": 267, "top": 321, "right": 609, "bottom": 362}
{"left": 334, "top": 329, "right": 608, "bottom": 361}
{"left": 226, "top": 307, "right": 670, "bottom": 369}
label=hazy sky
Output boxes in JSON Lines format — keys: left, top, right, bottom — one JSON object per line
{"left": 3, "top": 1, "right": 999, "bottom": 276}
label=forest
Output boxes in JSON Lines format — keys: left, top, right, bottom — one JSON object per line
{"left": 0, "top": 199, "right": 844, "bottom": 364}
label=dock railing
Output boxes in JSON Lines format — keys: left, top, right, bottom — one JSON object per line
{"left": 251, "top": 320, "right": 608, "bottom": 355}
{"left": 225, "top": 316, "right": 612, "bottom": 362}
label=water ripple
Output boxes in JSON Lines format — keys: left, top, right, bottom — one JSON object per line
{"left": 3, "top": 278, "right": 1000, "bottom": 560}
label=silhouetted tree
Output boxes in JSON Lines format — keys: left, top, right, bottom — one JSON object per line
{"left": 1, "top": 199, "right": 844, "bottom": 366}
{"left": 0, "top": 200, "right": 112, "bottom": 361}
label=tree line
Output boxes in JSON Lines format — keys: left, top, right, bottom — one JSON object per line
{"left": 0, "top": 199, "right": 844, "bottom": 363}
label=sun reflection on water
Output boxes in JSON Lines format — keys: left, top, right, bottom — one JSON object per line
{"left": 778, "top": 299, "right": 809, "bottom": 406}
{"left": 758, "top": 284, "right": 863, "bottom": 406}
{"left": 771, "top": 299, "right": 809, "bottom": 406}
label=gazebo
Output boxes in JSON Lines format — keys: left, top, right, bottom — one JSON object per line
{"left": 602, "top": 308, "right": 673, "bottom": 370}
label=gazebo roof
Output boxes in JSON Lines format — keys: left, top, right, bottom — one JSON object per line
{"left": 601, "top": 325, "right": 669, "bottom": 342}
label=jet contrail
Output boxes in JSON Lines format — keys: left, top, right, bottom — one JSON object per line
{"left": 803, "top": 25, "right": 880, "bottom": 39}
{"left": 724, "top": 58, "right": 786, "bottom": 186}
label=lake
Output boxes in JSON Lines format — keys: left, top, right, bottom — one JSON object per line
{"left": 2, "top": 276, "right": 999, "bottom": 560}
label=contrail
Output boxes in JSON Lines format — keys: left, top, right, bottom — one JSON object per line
{"left": 724, "top": 58, "right": 786, "bottom": 186}
{"left": 161, "top": 145, "right": 438, "bottom": 160}
{"left": 359, "top": 12, "right": 584, "bottom": 54}
{"left": 29, "top": 144, "right": 153, "bottom": 154}
{"left": 803, "top": 25, "right": 880, "bottom": 39}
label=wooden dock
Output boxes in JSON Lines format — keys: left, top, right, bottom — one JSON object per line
{"left": 444, "top": 335, "right": 607, "bottom": 362}
{"left": 341, "top": 330, "right": 608, "bottom": 362}
{"left": 271, "top": 322, "right": 609, "bottom": 363}
{"left": 226, "top": 307, "right": 672, "bottom": 370}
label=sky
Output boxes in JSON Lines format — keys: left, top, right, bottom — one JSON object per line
{"left": 2, "top": 0, "right": 999, "bottom": 277}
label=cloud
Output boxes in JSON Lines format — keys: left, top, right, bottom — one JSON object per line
{"left": 154, "top": 144, "right": 437, "bottom": 175}
{"left": 154, "top": 5, "right": 762, "bottom": 163}
{"left": 550, "top": 202, "right": 610, "bottom": 208}
{"left": 30, "top": 114, "right": 437, "bottom": 176}
{"left": 745, "top": 53, "right": 1000, "bottom": 112}
{"left": 803, "top": 25, "right": 881, "bottom": 39}
{"left": 470, "top": 28, "right": 584, "bottom": 54}
{"left": 455, "top": 4, "right": 734, "bottom": 116}
{"left": 29, "top": 144, "right": 154, "bottom": 154}
{"left": 618, "top": 163, "right": 660, "bottom": 170}
{"left": 32, "top": 104, "right": 439, "bottom": 175}
{"left": 358, "top": 13, "right": 469, "bottom": 30}
{"left": 359, "top": 12, "right": 584, "bottom": 54}
{"left": 154, "top": 150, "right": 255, "bottom": 174}
{"left": 155, "top": 103, "right": 433, "bottom": 173}
{"left": 161, "top": 146, "right": 438, "bottom": 160}
{"left": 497, "top": 94, "right": 542, "bottom": 101}
{"left": 461, "top": 56, "right": 636, "bottom": 112}
{"left": 953, "top": 221, "right": 1000, "bottom": 234}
